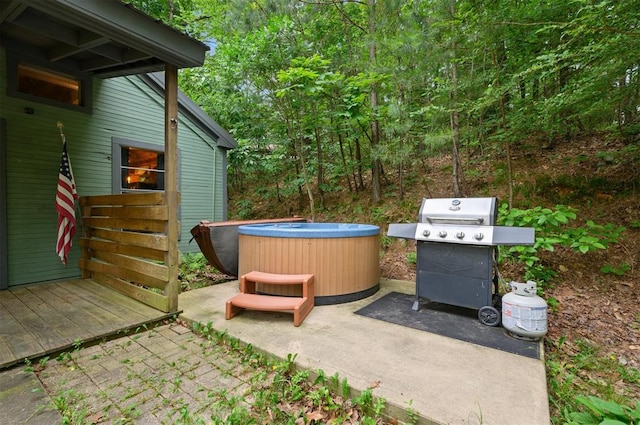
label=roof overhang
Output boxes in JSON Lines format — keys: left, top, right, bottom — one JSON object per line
{"left": 0, "top": 0, "right": 208, "bottom": 78}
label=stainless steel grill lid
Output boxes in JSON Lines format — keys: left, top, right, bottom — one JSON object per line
{"left": 418, "top": 197, "right": 496, "bottom": 225}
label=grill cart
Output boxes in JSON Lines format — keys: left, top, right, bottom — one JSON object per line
{"left": 388, "top": 197, "right": 535, "bottom": 326}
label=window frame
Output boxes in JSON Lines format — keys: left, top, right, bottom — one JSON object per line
{"left": 112, "top": 137, "right": 180, "bottom": 195}
{"left": 6, "top": 52, "right": 93, "bottom": 113}
{"left": 0, "top": 119, "right": 7, "bottom": 290}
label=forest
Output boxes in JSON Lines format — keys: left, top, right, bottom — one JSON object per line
{"left": 129, "top": 1, "right": 639, "bottom": 424}
{"left": 140, "top": 0, "right": 640, "bottom": 217}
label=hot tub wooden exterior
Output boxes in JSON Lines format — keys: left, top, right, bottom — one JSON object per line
{"left": 238, "top": 224, "right": 380, "bottom": 305}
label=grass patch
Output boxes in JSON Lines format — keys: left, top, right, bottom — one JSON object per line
{"left": 189, "top": 321, "right": 408, "bottom": 424}
{"left": 36, "top": 320, "right": 418, "bottom": 425}
{"left": 546, "top": 338, "right": 640, "bottom": 424}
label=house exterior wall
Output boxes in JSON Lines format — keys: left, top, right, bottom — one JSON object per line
{"left": 0, "top": 49, "right": 227, "bottom": 287}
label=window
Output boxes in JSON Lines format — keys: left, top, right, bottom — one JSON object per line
{"left": 112, "top": 138, "right": 170, "bottom": 194}
{"left": 6, "top": 53, "right": 92, "bottom": 112}
{"left": 17, "top": 64, "right": 81, "bottom": 106}
{"left": 120, "top": 147, "right": 165, "bottom": 192}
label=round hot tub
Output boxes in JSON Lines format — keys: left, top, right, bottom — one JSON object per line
{"left": 237, "top": 223, "right": 380, "bottom": 305}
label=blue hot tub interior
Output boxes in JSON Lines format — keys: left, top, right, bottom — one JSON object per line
{"left": 238, "top": 222, "right": 379, "bottom": 238}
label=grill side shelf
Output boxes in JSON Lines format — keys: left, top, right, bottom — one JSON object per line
{"left": 492, "top": 226, "right": 535, "bottom": 246}
{"left": 387, "top": 223, "right": 417, "bottom": 239}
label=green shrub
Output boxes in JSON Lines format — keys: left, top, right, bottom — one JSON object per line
{"left": 497, "top": 204, "right": 625, "bottom": 286}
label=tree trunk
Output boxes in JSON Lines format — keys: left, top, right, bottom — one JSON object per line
{"left": 314, "top": 123, "right": 325, "bottom": 208}
{"left": 368, "top": 0, "right": 381, "bottom": 203}
{"left": 294, "top": 143, "right": 315, "bottom": 220}
{"left": 449, "top": 0, "right": 463, "bottom": 198}
{"left": 450, "top": 106, "right": 462, "bottom": 198}
{"left": 397, "top": 137, "right": 404, "bottom": 200}
{"left": 337, "top": 132, "right": 353, "bottom": 192}
{"left": 492, "top": 51, "right": 514, "bottom": 208}
{"left": 354, "top": 137, "right": 365, "bottom": 191}
{"left": 500, "top": 96, "right": 514, "bottom": 208}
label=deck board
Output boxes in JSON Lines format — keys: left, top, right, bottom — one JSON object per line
{"left": 46, "top": 282, "right": 124, "bottom": 335}
{"left": 0, "top": 279, "right": 170, "bottom": 369}
{"left": 24, "top": 285, "right": 88, "bottom": 343}
{"left": 66, "top": 278, "right": 162, "bottom": 321}
{"left": 0, "top": 298, "right": 43, "bottom": 362}
{"left": 34, "top": 282, "right": 112, "bottom": 337}
{"left": 0, "top": 289, "right": 63, "bottom": 352}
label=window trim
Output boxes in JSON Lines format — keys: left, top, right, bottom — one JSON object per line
{"left": 0, "top": 119, "right": 7, "bottom": 290}
{"left": 112, "top": 137, "right": 180, "bottom": 194}
{"left": 6, "top": 52, "right": 93, "bottom": 114}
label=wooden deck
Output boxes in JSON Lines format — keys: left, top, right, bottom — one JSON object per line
{"left": 0, "top": 279, "right": 173, "bottom": 369}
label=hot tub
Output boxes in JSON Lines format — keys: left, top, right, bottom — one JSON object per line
{"left": 237, "top": 223, "right": 380, "bottom": 305}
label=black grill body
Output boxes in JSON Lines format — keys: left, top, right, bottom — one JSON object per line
{"left": 414, "top": 242, "right": 494, "bottom": 311}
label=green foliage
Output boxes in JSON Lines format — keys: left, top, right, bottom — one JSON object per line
{"left": 179, "top": 253, "right": 227, "bottom": 292}
{"left": 380, "top": 235, "right": 393, "bottom": 250}
{"left": 563, "top": 396, "right": 640, "bottom": 425}
{"left": 72, "top": 339, "right": 83, "bottom": 352}
{"left": 353, "top": 388, "right": 387, "bottom": 419}
{"left": 180, "top": 252, "right": 208, "bottom": 274}
{"left": 235, "top": 199, "right": 254, "bottom": 220}
{"left": 56, "top": 351, "right": 73, "bottom": 364}
{"left": 52, "top": 388, "right": 89, "bottom": 425}
{"left": 600, "top": 263, "right": 631, "bottom": 276}
{"left": 23, "top": 358, "right": 34, "bottom": 373}
{"left": 126, "top": 0, "right": 640, "bottom": 208}
{"left": 497, "top": 204, "right": 625, "bottom": 285}
{"left": 547, "top": 338, "right": 640, "bottom": 425}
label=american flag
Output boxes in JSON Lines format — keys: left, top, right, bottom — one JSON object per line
{"left": 56, "top": 141, "right": 78, "bottom": 265}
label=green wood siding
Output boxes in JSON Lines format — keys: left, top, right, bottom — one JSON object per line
{"left": 1, "top": 49, "right": 227, "bottom": 286}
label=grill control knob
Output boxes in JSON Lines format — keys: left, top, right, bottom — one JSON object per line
{"left": 456, "top": 231, "right": 465, "bottom": 239}
{"left": 422, "top": 229, "right": 431, "bottom": 237}
{"left": 438, "top": 230, "right": 448, "bottom": 238}
{"left": 474, "top": 232, "right": 484, "bottom": 241}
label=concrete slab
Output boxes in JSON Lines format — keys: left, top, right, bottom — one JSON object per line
{"left": 0, "top": 366, "right": 62, "bottom": 424}
{"left": 179, "top": 278, "right": 550, "bottom": 425}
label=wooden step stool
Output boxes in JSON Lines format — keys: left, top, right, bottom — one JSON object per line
{"left": 225, "top": 271, "right": 315, "bottom": 327}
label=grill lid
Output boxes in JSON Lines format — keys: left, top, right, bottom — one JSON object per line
{"left": 418, "top": 197, "right": 497, "bottom": 225}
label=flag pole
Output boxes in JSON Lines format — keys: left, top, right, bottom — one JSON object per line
{"left": 56, "top": 122, "right": 85, "bottom": 245}
{"left": 57, "top": 121, "right": 65, "bottom": 144}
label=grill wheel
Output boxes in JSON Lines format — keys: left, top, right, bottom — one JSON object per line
{"left": 478, "top": 306, "right": 501, "bottom": 326}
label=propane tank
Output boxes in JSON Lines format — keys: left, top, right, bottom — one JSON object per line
{"left": 502, "top": 281, "right": 548, "bottom": 340}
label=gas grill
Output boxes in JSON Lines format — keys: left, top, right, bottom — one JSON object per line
{"left": 388, "top": 197, "right": 535, "bottom": 326}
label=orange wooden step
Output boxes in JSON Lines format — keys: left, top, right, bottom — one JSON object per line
{"left": 225, "top": 271, "right": 315, "bottom": 327}
{"left": 227, "top": 293, "right": 306, "bottom": 311}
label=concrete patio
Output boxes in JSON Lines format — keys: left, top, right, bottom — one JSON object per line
{"left": 179, "top": 278, "right": 551, "bottom": 425}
